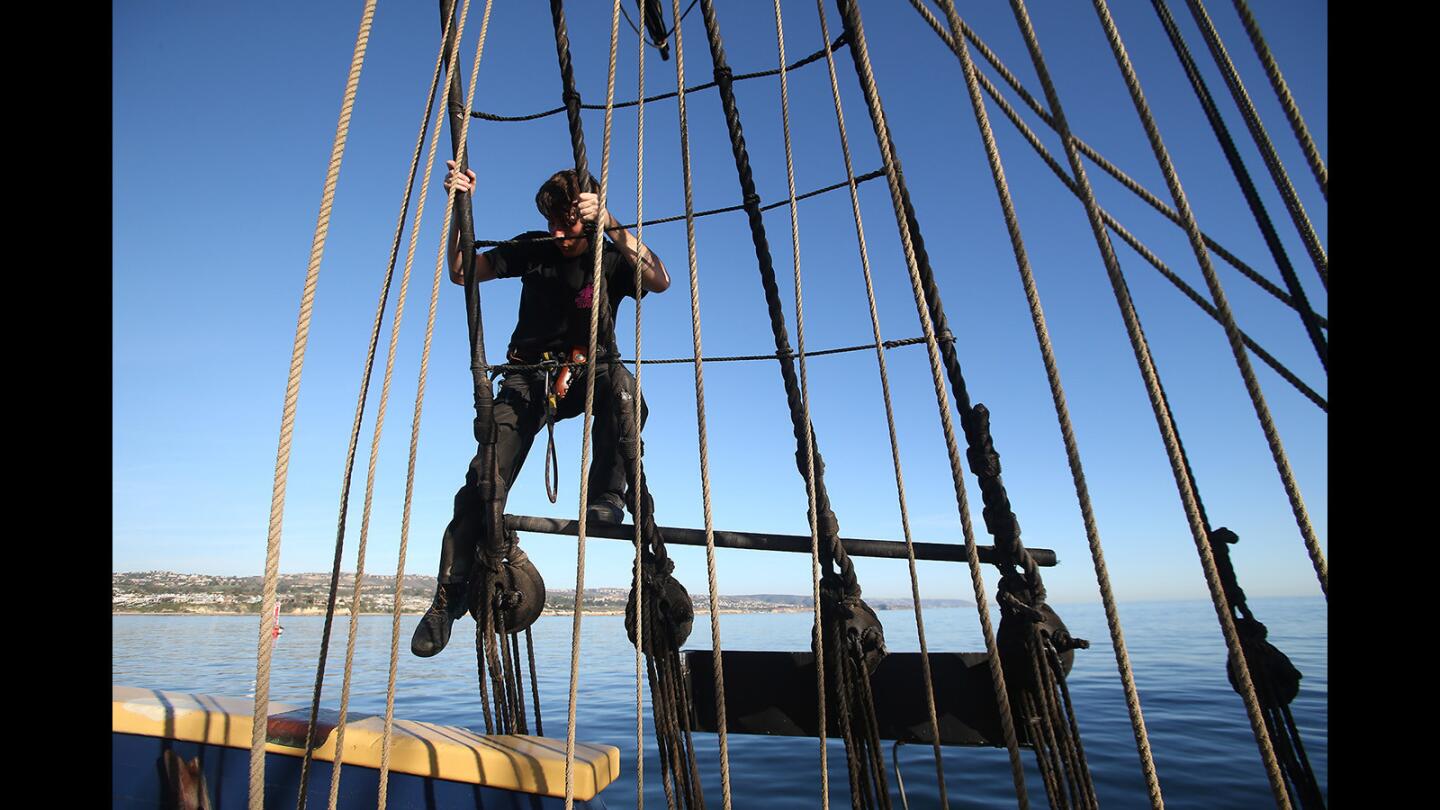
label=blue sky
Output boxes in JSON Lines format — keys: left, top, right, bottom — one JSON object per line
{"left": 114, "top": 0, "right": 1326, "bottom": 604}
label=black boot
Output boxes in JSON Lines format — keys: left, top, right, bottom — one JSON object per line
{"left": 586, "top": 492, "right": 625, "bottom": 524}
{"left": 410, "top": 583, "right": 468, "bottom": 658}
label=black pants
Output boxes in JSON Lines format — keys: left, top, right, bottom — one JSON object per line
{"left": 436, "top": 359, "right": 647, "bottom": 585}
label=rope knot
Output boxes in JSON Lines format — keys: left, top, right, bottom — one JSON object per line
{"left": 712, "top": 65, "right": 734, "bottom": 85}
{"left": 742, "top": 191, "right": 763, "bottom": 210}
{"left": 562, "top": 89, "right": 583, "bottom": 107}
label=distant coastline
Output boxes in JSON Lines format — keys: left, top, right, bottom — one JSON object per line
{"left": 111, "top": 607, "right": 820, "bottom": 617}
{"left": 112, "top": 570, "right": 970, "bottom": 616}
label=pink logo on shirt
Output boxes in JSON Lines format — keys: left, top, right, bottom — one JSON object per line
{"left": 575, "top": 283, "right": 594, "bottom": 309}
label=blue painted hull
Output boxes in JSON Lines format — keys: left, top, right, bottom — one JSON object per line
{"left": 112, "top": 732, "right": 608, "bottom": 810}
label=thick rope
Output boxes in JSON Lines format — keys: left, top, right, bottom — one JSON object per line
{"left": 699, "top": 6, "right": 896, "bottom": 806}
{"left": 467, "top": 34, "right": 849, "bottom": 122}
{"left": 619, "top": 0, "right": 690, "bottom": 54}
{"left": 1207, "top": 527, "right": 1326, "bottom": 809}
{"left": 1092, "top": 0, "right": 1327, "bottom": 601}
{"left": 542, "top": 6, "right": 704, "bottom": 807}
{"left": 1004, "top": 0, "right": 1291, "bottom": 806}
{"left": 930, "top": 0, "right": 1162, "bottom": 805}
{"left": 1148, "top": 0, "right": 1325, "bottom": 371}
{"left": 832, "top": 1, "right": 1031, "bottom": 804}
{"left": 903, "top": 0, "right": 1326, "bottom": 330}
{"left": 695, "top": 0, "right": 858, "bottom": 598}
{"left": 1229, "top": 0, "right": 1326, "bottom": 200}
{"left": 811, "top": 2, "right": 946, "bottom": 805}
{"left": 378, "top": 0, "right": 492, "bottom": 806}
{"left": 1181, "top": 0, "right": 1327, "bottom": 290}
{"left": 249, "top": 3, "right": 376, "bottom": 807}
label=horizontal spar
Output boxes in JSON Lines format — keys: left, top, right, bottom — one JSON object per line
{"left": 504, "top": 514, "right": 1057, "bottom": 567}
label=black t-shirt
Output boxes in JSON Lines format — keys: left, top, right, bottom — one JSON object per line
{"left": 483, "top": 231, "right": 643, "bottom": 358}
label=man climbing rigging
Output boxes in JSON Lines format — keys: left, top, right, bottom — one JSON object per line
{"left": 412, "top": 161, "right": 671, "bottom": 658}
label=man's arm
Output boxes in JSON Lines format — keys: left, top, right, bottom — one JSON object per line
{"left": 444, "top": 161, "right": 497, "bottom": 286}
{"left": 577, "top": 192, "right": 671, "bottom": 293}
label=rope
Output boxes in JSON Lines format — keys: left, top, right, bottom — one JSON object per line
{"left": 676, "top": 1, "right": 734, "bottom": 804}
{"left": 833, "top": 0, "right": 1032, "bottom": 804}
{"left": 249, "top": 3, "right": 376, "bottom": 807}
{"left": 1229, "top": 0, "right": 1326, "bottom": 200}
{"left": 1093, "top": 0, "right": 1328, "bottom": 602}
{"left": 486, "top": 336, "right": 952, "bottom": 377}
{"left": 1207, "top": 528, "right": 1327, "bottom": 809}
{"left": 378, "top": 0, "right": 492, "bottom": 805}
{"left": 972, "top": 68, "right": 1326, "bottom": 408}
{"left": 540, "top": 4, "right": 711, "bottom": 806}
{"left": 1148, "top": 0, "right": 1325, "bottom": 371}
{"left": 295, "top": 4, "right": 459, "bottom": 808}
{"left": 1181, "top": 0, "right": 1327, "bottom": 289}
{"left": 632, "top": 12, "right": 649, "bottom": 804}
{"left": 929, "top": 0, "right": 1162, "bottom": 805}
{"left": 620, "top": 0, "right": 698, "bottom": 54}
{"left": 664, "top": 1, "right": 726, "bottom": 804}
{"left": 695, "top": 0, "right": 857, "bottom": 599}
{"left": 813, "top": 0, "right": 944, "bottom": 804}
{"left": 698, "top": 5, "right": 899, "bottom": 805}
{"left": 544, "top": 0, "right": 627, "bottom": 804}
{"left": 471, "top": 166, "right": 887, "bottom": 246}
{"left": 905, "top": 3, "right": 1324, "bottom": 411}
{"left": 903, "top": 0, "right": 1326, "bottom": 330}
{"left": 773, "top": 3, "right": 842, "bottom": 807}
{"left": 1003, "top": 0, "right": 1291, "bottom": 805}
{"left": 467, "top": 34, "right": 849, "bottom": 122}
{"left": 526, "top": 627, "right": 544, "bottom": 734}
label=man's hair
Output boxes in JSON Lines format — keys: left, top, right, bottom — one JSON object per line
{"left": 535, "top": 169, "right": 597, "bottom": 223}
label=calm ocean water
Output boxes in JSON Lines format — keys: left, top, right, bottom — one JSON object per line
{"left": 113, "top": 597, "right": 1325, "bottom": 808}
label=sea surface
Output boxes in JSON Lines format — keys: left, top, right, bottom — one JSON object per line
{"left": 113, "top": 597, "right": 1326, "bottom": 808}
